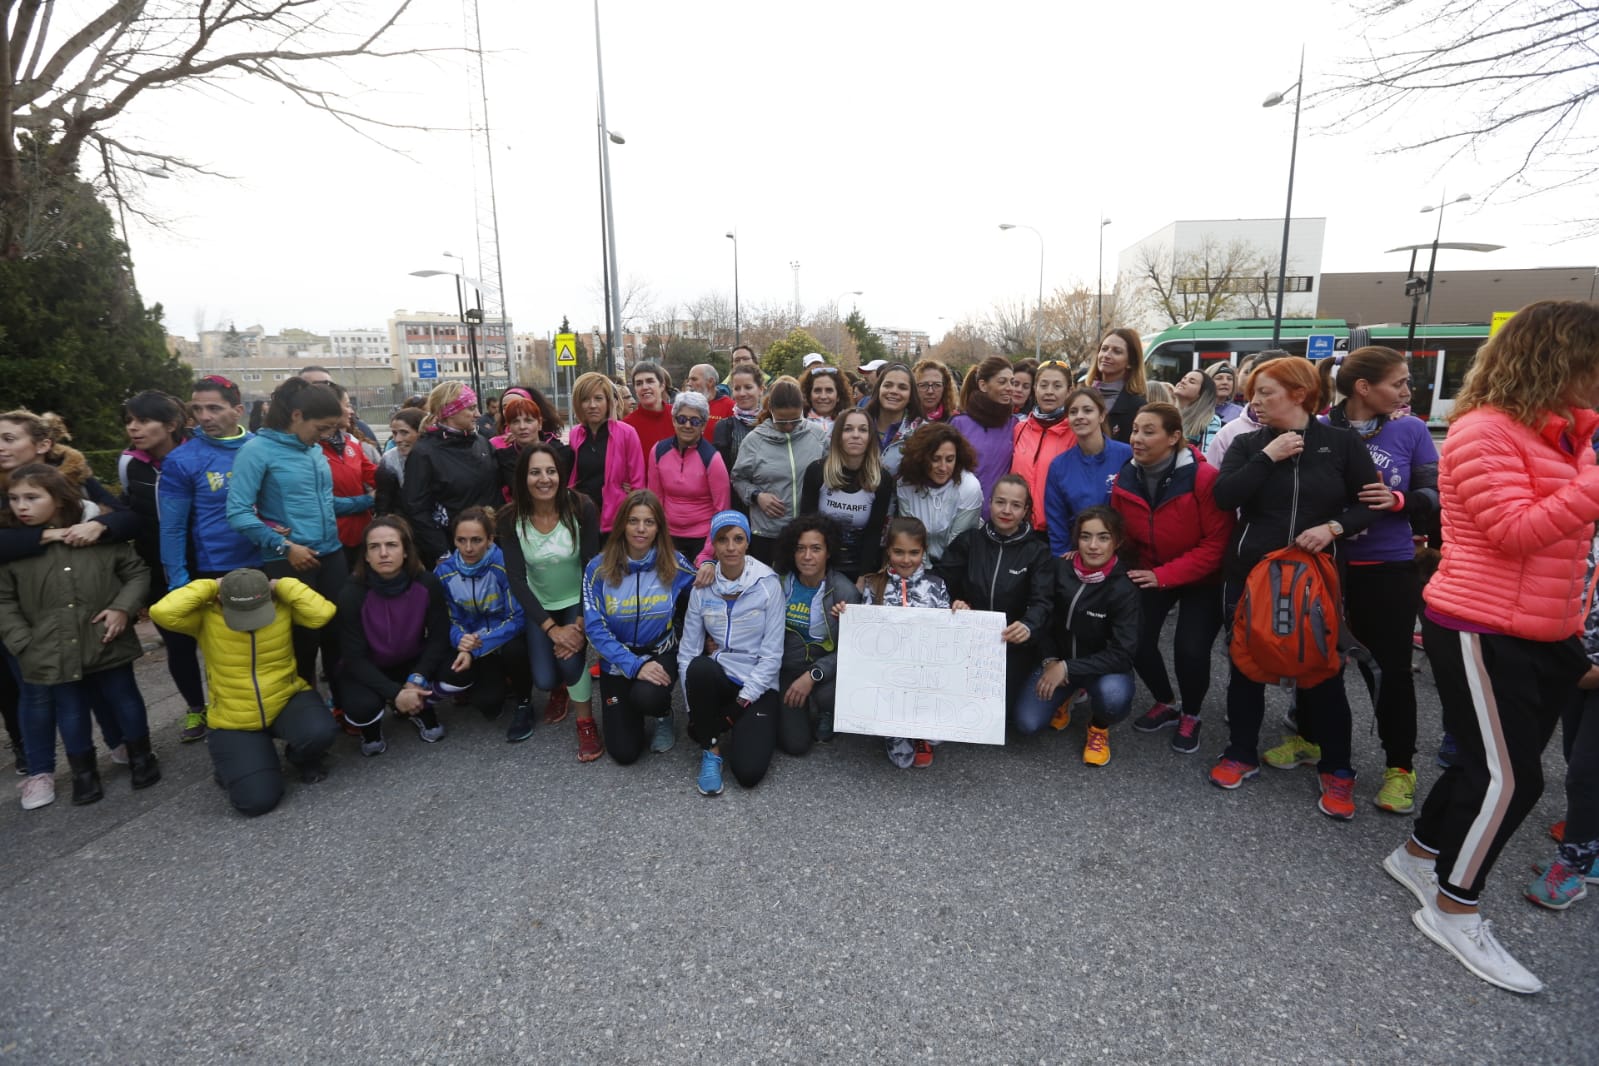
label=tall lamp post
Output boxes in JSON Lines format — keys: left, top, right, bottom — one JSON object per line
{"left": 1263, "top": 46, "right": 1305, "bottom": 348}
{"left": 834, "top": 289, "right": 863, "bottom": 355}
{"left": 1096, "top": 216, "right": 1112, "bottom": 343}
{"left": 411, "top": 268, "right": 485, "bottom": 400}
{"left": 999, "top": 223, "right": 1044, "bottom": 361}
{"left": 1388, "top": 193, "right": 1500, "bottom": 354}
{"left": 725, "top": 231, "right": 740, "bottom": 346}
{"left": 594, "top": 0, "right": 623, "bottom": 377}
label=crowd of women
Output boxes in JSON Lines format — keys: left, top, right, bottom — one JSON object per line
{"left": 2, "top": 303, "right": 1596, "bottom": 997}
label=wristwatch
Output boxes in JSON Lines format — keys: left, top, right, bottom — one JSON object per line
{"left": 810, "top": 666, "right": 825, "bottom": 683}
{"left": 1326, "top": 520, "right": 1345, "bottom": 538}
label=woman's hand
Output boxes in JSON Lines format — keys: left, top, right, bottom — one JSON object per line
{"left": 783, "top": 673, "right": 815, "bottom": 708}
{"left": 951, "top": 599, "right": 970, "bottom": 612}
{"left": 61, "top": 522, "right": 107, "bottom": 546}
{"left": 394, "top": 685, "right": 431, "bottom": 714}
{"left": 1294, "top": 524, "right": 1336, "bottom": 553}
{"left": 1127, "top": 569, "right": 1160, "bottom": 589}
{"left": 285, "top": 543, "right": 320, "bottom": 571}
{"left": 1262, "top": 432, "right": 1304, "bottom": 462}
{"left": 757, "top": 492, "right": 787, "bottom": 519}
{"left": 548, "top": 623, "right": 584, "bottom": 659}
{"left": 1034, "top": 660, "right": 1068, "bottom": 700}
{"left": 458, "top": 632, "right": 483, "bottom": 654}
{"left": 1357, "top": 481, "right": 1398, "bottom": 511}
{"left": 637, "top": 660, "right": 672, "bottom": 687}
{"left": 1001, "top": 621, "right": 1032, "bottom": 644}
{"left": 450, "top": 650, "right": 474, "bottom": 674}
{"left": 93, "top": 608, "right": 129, "bottom": 643}
{"left": 831, "top": 602, "right": 848, "bottom": 618}
{"left": 694, "top": 560, "right": 716, "bottom": 588}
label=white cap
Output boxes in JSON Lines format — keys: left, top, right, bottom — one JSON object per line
{"left": 802, "top": 352, "right": 826, "bottom": 368}
{"left": 860, "top": 359, "right": 888, "bottom": 372}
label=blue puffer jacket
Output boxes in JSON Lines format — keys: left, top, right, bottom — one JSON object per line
{"left": 158, "top": 429, "right": 259, "bottom": 588}
{"left": 583, "top": 548, "right": 698, "bottom": 679}
{"left": 226, "top": 428, "right": 341, "bottom": 559}
{"left": 1044, "top": 438, "right": 1133, "bottom": 556}
{"left": 434, "top": 543, "right": 524, "bottom": 656}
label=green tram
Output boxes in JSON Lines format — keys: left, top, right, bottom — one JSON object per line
{"left": 1141, "top": 319, "right": 1490, "bottom": 426}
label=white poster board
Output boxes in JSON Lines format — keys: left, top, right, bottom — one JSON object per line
{"left": 834, "top": 605, "right": 1008, "bottom": 745}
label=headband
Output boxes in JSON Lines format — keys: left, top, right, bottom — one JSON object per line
{"left": 438, "top": 386, "right": 477, "bottom": 421}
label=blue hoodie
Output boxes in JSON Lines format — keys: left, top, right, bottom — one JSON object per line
{"left": 1044, "top": 438, "right": 1133, "bottom": 556}
{"left": 434, "top": 542, "right": 524, "bottom": 656}
{"left": 582, "top": 548, "right": 698, "bottom": 679}
{"left": 226, "top": 428, "right": 342, "bottom": 559}
{"left": 158, "top": 429, "right": 260, "bottom": 588}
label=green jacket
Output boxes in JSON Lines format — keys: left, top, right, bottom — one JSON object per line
{"left": 0, "top": 541, "right": 150, "bottom": 685}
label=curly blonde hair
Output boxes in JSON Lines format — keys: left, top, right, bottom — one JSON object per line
{"left": 1451, "top": 301, "right": 1599, "bottom": 426}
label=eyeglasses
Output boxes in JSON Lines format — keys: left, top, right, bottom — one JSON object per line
{"left": 674, "top": 415, "right": 705, "bottom": 428}
{"left": 916, "top": 382, "right": 944, "bottom": 391}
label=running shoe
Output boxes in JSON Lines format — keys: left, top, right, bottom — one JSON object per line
{"left": 1436, "top": 732, "right": 1458, "bottom": 769}
{"left": 1132, "top": 702, "right": 1180, "bottom": 733}
{"left": 1374, "top": 767, "right": 1417, "bottom": 814}
{"left": 506, "top": 700, "right": 535, "bottom": 743}
{"left": 1209, "top": 757, "right": 1259, "bottom": 790}
{"left": 1263, "top": 734, "right": 1321, "bottom": 770}
{"left": 19, "top": 772, "right": 55, "bottom": 810}
{"left": 360, "top": 737, "right": 387, "bottom": 757}
{"left": 576, "top": 717, "right": 604, "bottom": 762}
{"left": 1411, "top": 907, "right": 1542, "bottom": 995}
{"left": 1171, "top": 713, "right": 1202, "bottom": 754}
{"left": 696, "top": 749, "right": 724, "bottom": 796}
{"left": 1525, "top": 859, "right": 1588, "bottom": 911}
{"left": 1082, "top": 726, "right": 1110, "bottom": 767}
{"left": 651, "top": 714, "right": 676, "bottom": 754}
{"left": 1383, "top": 843, "right": 1436, "bottom": 908}
{"left": 1550, "top": 820, "right": 1565, "bottom": 843}
{"left": 1318, "top": 770, "right": 1357, "bottom": 821}
{"left": 179, "top": 711, "right": 208, "bottom": 743}
{"left": 410, "top": 715, "right": 445, "bottom": 743}
{"left": 912, "top": 739, "right": 934, "bottom": 768}
{"left": 544, "top": 684, "right": 571, "bottom": 725}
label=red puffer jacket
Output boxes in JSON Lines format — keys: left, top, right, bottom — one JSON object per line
{"left": 320, "top": 433, "right": 377, "bottom": 548}
{"left": 1110, "top": 445, "right": 1234, "bottom": 588}
{"left": 1424, "top": 406, "right": 1599, "bottom": 642}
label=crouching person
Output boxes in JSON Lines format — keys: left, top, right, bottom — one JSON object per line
{"left": 150, "top": 568, "right": 337, "bottom": 816}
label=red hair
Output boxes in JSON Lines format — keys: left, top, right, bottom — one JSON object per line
{"left": 1246, "top": 357, "right": 1321, "bottom": 415}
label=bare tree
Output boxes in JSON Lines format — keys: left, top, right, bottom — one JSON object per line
{"left": 1329, "top": 1, "right": 1599, "bottom": 214}
{"left": 982, "top": 297, "right": 1033, "bottom": 355}
{"left": 3, "top": 1, "right": 448, "bottom": 255}
{"left": 1131, "top": 237, "right": 1279, "bottom": 327}
{"left": 1041, "top": 285, "right": 1123, "bottom": 374}
{"left": 929, "top": 319, "right": 1000, "bottom": 374}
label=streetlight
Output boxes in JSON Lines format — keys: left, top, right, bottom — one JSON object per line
{"left": 1389, "top": 193, "right": 1501, "bottom": 354}
{"left": 594, "top": 0, "right": 623, "bottom": 377}
{"left": 1263, "top": 46, "right": 1305, "bottom": 348}
{"left": 834, "top": 289, "right": 863, "bottom": 355}
{"left": 725, "top": 231, "right": 740, "bottom": 346}
{"left": 1419, "top": 193, "right": 1472, "bottom": 324}
{"left": 999, "top": 223, "right": 1044, "bottom": 361}
{"left": 411, "top": 268, "right": 486, "bottom": 400}
{"left": 1097, "top": 217, "right": 1112, "bottom": 343}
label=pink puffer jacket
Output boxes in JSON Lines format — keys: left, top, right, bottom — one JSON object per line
{"left": 1424, "top": 406, "right": 1599, "bottom": 641}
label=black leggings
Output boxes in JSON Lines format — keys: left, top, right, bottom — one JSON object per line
{"left": 438, "top": 642, "right": 529, "bottom": 718}
{"left": 263, "top": 550, "right": 349, "bottom": 705}
{"left": 599, "top": 659, "right": 677, "bottom": 766}
{"left": 1133, "top": 584, "right": 1224, "bottom": 716}
{"left": 684, "top": 655, "right": 778, "bottom": 788}
{"left": 342, "top": 663, "right": 440, "bottom": 738}
{"left": 776, "top": 664, "right": 839, "bottom": 756}
{"left": 1560, "top": 690, "right": 1599, "bottom": 857}
{"left": 1343, "top": 560, "right": 1421, "bottom": 771}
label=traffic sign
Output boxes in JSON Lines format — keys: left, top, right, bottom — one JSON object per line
{"left": 1490, "top": 311, "right": 1515, "bottom": 337}
{"left": 417, "top": 358, "right": 438, "bottom": 379}
{"left": 1306, "top": 334, "right": 1337, "bottom": 360}
{"left": 555, "top": 332, "right": 578, "bottom": 367}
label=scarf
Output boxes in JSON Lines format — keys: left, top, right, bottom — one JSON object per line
{"left": 1031, "top": 405, "right": 1066, "bottom": 427}
{"left": 368, "top": 571, "right": 414, "bottom": 598}
{"left": 712, "top": 561, "right": 755, "bottom": 598}
{"left": 962, "top": 387, "right": 1012, "bottom": 430}
{"left": 451, "top": 549, "right": 494, "bottom": 577}
{"left": 924, "top": 404, "right": 945, "bottom": 423}
{"left": 1072, "top": 553, "right": 1116, "bottom": 584}
{"left": 732, "top": 406, "right": 760, "bottom": 428}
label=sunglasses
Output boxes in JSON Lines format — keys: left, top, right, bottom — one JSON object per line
{"left": 771, "top": 417, "right": 804, "bottom": 428}
{"left": 809, "top": 366, "right": 841, "bottom": 376}
{"left": 674, "top": 415, "right": 705, "bottom": 427}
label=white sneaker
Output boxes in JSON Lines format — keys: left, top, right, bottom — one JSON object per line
{"left": 409, "top": 716, "right": 445, "bottom": 743}
{"left": 19, "top": 772, "right": 55, "bottom": 810}
{"left": 1383, "top": 844, "right": 1437, "bottom": 908}
{"left": 1411, "top": 906, "right": 1543, "bottom": 995}
{"left": 109, "top": 743, "right": 129, "bottom": 765}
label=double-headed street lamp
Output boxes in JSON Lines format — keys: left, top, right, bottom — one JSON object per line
{"left": 726, "top": 231, "right": 740, "bottom": 346}
{"left": 1390, "top": 192, "right": 1502, "bottom": 353}
{"left": 1263, "top": 46, "right": 1305, "bottom": 348}
{"left": 999, "top": 223, "right": 1044, "bottom": 361}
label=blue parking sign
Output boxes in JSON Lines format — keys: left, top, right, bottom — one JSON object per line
{"left": 1306, "top": 334, "right": 1336, "bottom": 360}
{"left": 417, "top": 358, "right": 438, "bottom": 379}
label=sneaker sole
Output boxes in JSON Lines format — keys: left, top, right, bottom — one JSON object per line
{"left": 1318, "top": 797, "right": 1355, "bottom": 821}
{"left": 1410, "top": 907, "right": 1543, "bottom": 995}
{"left": 1132, "top": 716, "right": 1179, "bottom": 733}
{"left": 506, "top": 728, "right": 534, "bottom": 743}
{"left": 698, "top": 786, "right": 723, "bottom": 796}
{"left": 1209, "top": 766, "right": 1259, "bottom": 790}
{"left": 1373, "top": 797, "right": 1416, "bottom": 814}
{"left": 1264, "top": 756, "right": 1319, "bottom": 771}
{"left": 179, "top": 731, "right": 206, "bottom": 744}
{"left": 1383, "top": 850, "right": 1436, "bottom": 908}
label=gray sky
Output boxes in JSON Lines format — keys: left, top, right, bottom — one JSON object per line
{"left": 117, "top": 0, "right": 1599, "bottom": 343}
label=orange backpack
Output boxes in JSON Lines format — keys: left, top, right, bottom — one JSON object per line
{"left": 1230, "top": 545, "right": 1350, "bottom": 688}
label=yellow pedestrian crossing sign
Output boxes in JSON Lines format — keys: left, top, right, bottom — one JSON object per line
{"left": 555, "top": 332, "right": 578, "bottom": 367}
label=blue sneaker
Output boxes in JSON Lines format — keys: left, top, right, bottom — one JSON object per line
{"left": 1436, "top": 732, "right": 1458, "bottom": 770}
{"left": 1525, "top": 859, "right": 1587, "bottom": 910}
{"left": 696, "top": 749, "right": 724, "bottom": 796}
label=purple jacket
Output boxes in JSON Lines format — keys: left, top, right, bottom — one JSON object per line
{"left": 949, "top": 413, "right": 1016, "bottom": 519}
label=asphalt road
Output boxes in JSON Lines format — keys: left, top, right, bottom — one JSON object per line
{"left": 2, "top": 627, "right": 1592, "bottom": 1064}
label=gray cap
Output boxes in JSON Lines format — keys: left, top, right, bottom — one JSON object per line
{"left": 218, "top": 568, "right": 276, "bottom": 632}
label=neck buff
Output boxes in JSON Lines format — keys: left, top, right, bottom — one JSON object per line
{"left": 368, "top": 570, "right": 413, "bottom": 598}
{"left": 733, "top": 406, "right": 759, "bottom": 427}
{"left": 1031, "top": 405, "right": 1066, "bottom": 426}
{"left": 1072, "top": 553, "right": 1116, "bottom": 584}
{"left": 962, "top": 386, "right": 1012, "bottom": 430}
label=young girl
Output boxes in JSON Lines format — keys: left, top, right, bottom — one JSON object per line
{"left": 434, "top": 506, "right": 527, "bottom": 725}
{"left": 1013, "top": 506, "right": 1139, "bottom": 766}
{"left": 0, "top": 465, "right": 158, "bottom": 809}
{"left": 856, "top": 516, "right": 952, "bottom": 769}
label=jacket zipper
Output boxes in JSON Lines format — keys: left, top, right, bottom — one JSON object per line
{"left": 250, "top": 631, "right": 267, "bottom": 728}
{"left": 987, "top": 541, "right": 1004, "bottom": 608}
{"left": 1064, "top": 583, "right": 1087, "bottom": 660}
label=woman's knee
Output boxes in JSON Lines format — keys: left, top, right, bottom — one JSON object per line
{"left": 229, "top": 768, "right": 284, "bottom": 817}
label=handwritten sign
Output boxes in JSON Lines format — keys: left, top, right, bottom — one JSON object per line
{"left": 834, "top": 605, "right": 1007, "bottom": 745}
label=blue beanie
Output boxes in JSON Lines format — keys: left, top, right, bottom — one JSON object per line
{"left": 709, "top": 510, "right": 751, "bottom": 541}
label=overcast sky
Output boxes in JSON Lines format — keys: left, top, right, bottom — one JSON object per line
{"left": 114, "top": 0, "right": 1599, "bottom": 344}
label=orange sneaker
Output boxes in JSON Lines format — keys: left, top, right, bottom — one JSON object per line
{"left": 1209, "top": 757, "right": 1259, "bottom": 790}
{"left": 1083, "top": 726, "right": 1111, "bottom": 767}
{"left": 1551, "top": 820, "right": 1566, "bottom": 843}
{"left": 576, "top": 716, "right": 604, "bottom": 762}
{"left": 912, "top": 739, "right": 934, "bottom": 768}
{"left": 1318, "top": 770, "right": 1357, "bottom": 821}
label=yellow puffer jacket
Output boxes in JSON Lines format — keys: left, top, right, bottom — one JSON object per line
{"left": 150, "top": 577, "right": 335, "bottom": 731}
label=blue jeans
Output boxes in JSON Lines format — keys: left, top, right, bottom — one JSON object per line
{"left": 526, "top": 604, "right": 590, "bottom": 701}
{"left": 19, "top": 663, "right": 149, "bottom": 774}
{"left": 1012, "top": 667, "right": 1135, "bottom": 736}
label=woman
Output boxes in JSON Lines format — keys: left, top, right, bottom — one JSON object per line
{"left": 433, "top": 506, "right": 526, "bottom": 725}
{"left": 895, "top": 423, "right": 983, "bottom": 563}
{"left": 1043, "top": 388, "right": 1133, "bottom": 556}
{"left": 713, "top": 364, "right": 764, "bottom": 509}
{"left": 337, "top": 517, "right": 453, "bottom": 757}
{"left": 772, "top": 514, "right": 860, "bottom": 752}
{"left": 1381, "top": 302, "right": 1599, "bottom": 996}
{"left": 226, "top": 378, "right": 349, "bottom": 704}
{"left": 1210, "top": 357, "right": 1380, "bottom": 820}
{"left": 1010, "top": 507, "right": 1140, "bottom": 766}
{"left": 569, "top": 371, "right": 646, "bottom": 534}
{"left": 912, "top": 359, "right": 958, "bottom": 424}
{"left": 730, "top": 378, "right": 827, "bottom": 565}
{"left": 375, "top": 408, "right": 422, "bottom": 516}
{"left": 499, "top": 443, "right": 600, "bottom": 746}
{"left": 798, "top": 409, "right": 895, "bottom": 581}
{"left": 1010, "top": 358, "right": 1037, "bottom": 419}
{"left": 1011, "top": 360, "right": 1077, "bottom": 535}
{"left": 583, "top": 491, "right": 698, "bottom": 765}
{"left": 1324, "top": 347, "right": 1438, "bottom": 814}
{"left": 940, "top": 475, "right": 1053, "bottom": 723}
{"left": 1209, "top": 362, "right": 1245, "bottom": 423}
{"left": 800, "top": 364, "right": 846, "bottom": 434}
{"left": 623, "top": 361, "right": 675, "bottom": 459}
{"left": 401, "top": 381, "right": 499, "bottom": 565}
{"left": 678, "top": 511, "right": 786, "bottom": 796}
{"left": 950, "top": 357, "right": 1018, "bottom": 518}
{"left": 646, "top": 390, "right": 729, "bottom": 564}
{"left": 1084, "top": 329, "right": 1148, "bottom": 443}
{"left": 865, "top": 363, "right": 924, "bottom": 476}
{"left": 491, "top": 386, "right": 570, "bottom": 503}
{"left": 1174, "top": 369, "right": 1225, "bottom": 453}
{"left": 318, "top": 383, "right": 378, "bottom": 568}
{"left": 1111, "top": 404, "right": 1233, "bottom": 754}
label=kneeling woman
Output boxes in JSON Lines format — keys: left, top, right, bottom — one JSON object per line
{"left": 338, "top": 517, "right": 454, "bottom": 756}
{"left": 434, "top": 506, "right": 527, "bottom": 725}
{"left": 1012, "top": 507, "right": 1140, "bottom": 766}
{"left": 583, "top": 490, "right": 699, "bottom": 765}
{"left": 772, "top": 514, "right": 861, "bottom": 753}
{"left": 677, "top": 511, "right": 786, "bottom": 795}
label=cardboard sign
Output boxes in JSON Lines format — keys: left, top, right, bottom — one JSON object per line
{"left": 834, "top": 605, "right": 1007, "bottom": 745}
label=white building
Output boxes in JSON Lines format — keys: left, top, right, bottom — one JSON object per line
{"left": 387, "top": 310, "right": 514, "bottom": 396}
{"left": 329, "top": 329, "right": 390, "bottom": 364}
